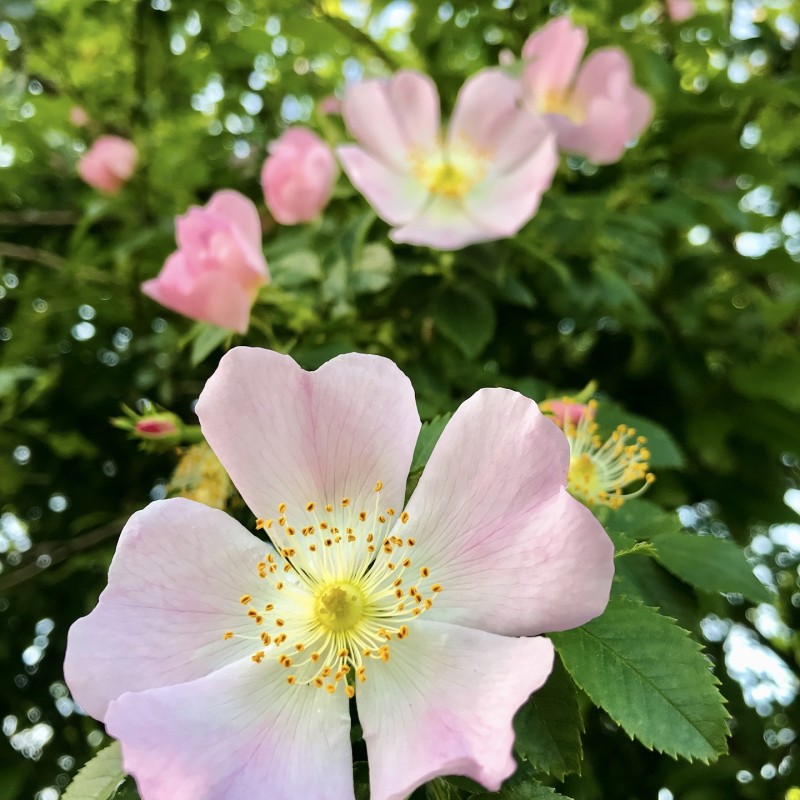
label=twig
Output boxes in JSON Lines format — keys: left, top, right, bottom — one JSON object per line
{"left": 0, "top": 242, "right": 64, "bottom": 269}
{"left": 0, "top": 210, "right": 78, "bottom": 226}
{"left": 0, "top": 519, "right": 125, "bottom": 592}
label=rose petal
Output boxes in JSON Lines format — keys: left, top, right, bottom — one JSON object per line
{"left": 395, "top": 388, "right": 614, "bottom": 636}
{"left": 106, "top": 656, "right": 353, "bottom": 800}
{"left": 356, "top": 620, "right": 554, "bottom": 800}
{"left": 521, "top": 17, "right": 587, "bottom": 97}
{"left": 64, "top": 499, "right": 273, "bottom": 721}
{"left": 206, "top": 189, "right": 263, "bottom": 250}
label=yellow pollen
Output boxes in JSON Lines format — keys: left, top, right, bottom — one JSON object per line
{"left": 400, "top": 512, "right": 409, "bottom": 523}
{"left": 346, "top": 685, "right": 355, "bottom": 698}
{"left": 239, "top": 594, "right": 252, "bottom": 605}
{"left": 374, "top": 481, "right": 383, "bottom": 492}
{"left": 315, "top": 582, "right": 367, "bottom": 633}
{"left": 278, "top": 503, "right": 287, "bottom": 514}
{"left": 420, "top": 567, "right": 430, "bottom": 578}
{"left": 222, "top": 630, "right": 234, "bottom": 640}
{"left": 341, "top": 497, "right": 350, "bottom": 507}
{"left": 306, "top": 501, "right": 316, "bottom": 512}
{"left": 359, "top": 511, "right": 368, "bottom": 522}
{"left": 255, "top": 518, "right": 265, "bottom": 530}
{"left": 325, "top": 503, "right": 333, "bottom": 513}
{"left": 287, "top": 675, "right": 296, "bottom": 685}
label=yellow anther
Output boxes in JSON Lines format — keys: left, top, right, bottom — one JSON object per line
{"left": 295, "top": 643, "right": 305, "bottom": 652}
{"left": 402, "top": 558, "right": 411, "bottom": 568}
{"left": 264, "top": 603, "right": 274, "bottom": 611}
{"left": 346, "top": 685, "right": 355, "bottom": 699}
{"left": 286, "top": 527, "right": 295, "bottom": 536}
{"left": 338, "top": 648, "right": 348, "bottom": 659}
{"left": 309, "top": 544, "right": 317, "bottom": 552}
{"left": 393, "top": 578, "right": 403, "bottom": 587}
{"left": 357, "top": 666, "right": 367, "bottom": 683}
{"left": 420, "top": 566, "right": 430, "bottom": 578}
{"left": 287, "top": 675, "right": 296, "bottom": 685}
{"left": 341, "top": 498, "right": 350, "bottom": 508}
{"left": 386, "top": 508, "right": 395, "bottom": 516}
{"left": 313, "top": 677, "right": 324, "bottom": 688}
{"left": 306, "top": 501, "right": 316, "bottom": 512}
{"left": 276, "top": 582, "right": 284, "bottom": 590}
{"left": 387, "top": 562, "right": 395, "bottom": 570}
{"left": 240, "top": 594, "right": 252, "bottom": 605}
{"left": 251, "top": 650, "right": 265, "bottom": 663}
{"left": 378, "top": 515, "right": 387, "bottom": 524}
{"left": 325, "top": 503, "right": 333, "bottom": 513}
{"left": 406, "top": 538, "right": 416, "bottom": 546}
{"left": 374, "top": 481, "right": 383, "bottom": 492}
{"left": 278, "top": 516, "right": 286, "bottom": 526}
{"left": 222, "top": 630, "right": 234, "bottom": 640}
{"left": 255, "top": 518, "right": 265, "bottom": 530}
{"left": 359, "top": 511, "right": 368, "bottom": 522}
{"left": 310, "top": 652, "right": 321, "bottom": 662}
{"left": 275, "top": 633, "right": 287, "bottom": 645}
{"left": 321, "top": 666, "right": 332, "bottom": 678}
{"left": 325, "top": 684, "right": 336, "bottom": 694}
{"left": 260, "top": 632, "right": 271, "bottom": 646}
{"left": 400, "top": 512, "right": 409, "bottom": 524}
{"left": 278, "top": 503, "right": 287, "bottom": 514}
{"left": 276, "top": 618, "right": 285, "bottom": 627}
{"left": 432, "top": 584, "right": 443, "bottom": 593}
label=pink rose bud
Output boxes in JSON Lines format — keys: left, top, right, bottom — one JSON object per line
{"left": 141, "top": 190, "right": 269, "bottom": 334}
{"left": 70, "top": 106, "right": 89, "bottom": 126}
{"left": 667, "top": 0, "right": 696, "bottom": 21}
{"left": 261, "top": 127, "right": 337, "bottom": 225}
{"left": 135, "top": 417, "right": 181, "bottom": 440}
{"left": 519, "top": 17, "right": 653, "bottom": 164}
{"left": 77, "top": 135, "right": 138, "bottom": 194}
{"left": 540, "top": 398, "right": 596, "bottom": 428}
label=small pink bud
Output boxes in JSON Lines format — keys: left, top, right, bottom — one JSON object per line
{"left": 318, "top": 95, "right": 342, "bottom": 116}
{"left": 261, "top": 127, "right": 337, "bottom": 225}
{"left": 666, "top": 0, "right": 696, "bottom": 22}
{"left": 77, "top": 135, "right": 138, "bottom": 194}
{"left": 135, "top": 418, "right": 180, "bottom": 439}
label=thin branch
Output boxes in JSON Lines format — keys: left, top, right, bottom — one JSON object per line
{"left": 0, "top": 210, "right": 78, "bottom": 226}
{"left": 0, "top": 519, "right": 125, "bottom": 592}
{"left": 0, "top": 242, "right": 65, "bottom": 269}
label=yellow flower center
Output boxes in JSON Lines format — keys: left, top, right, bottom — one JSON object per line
{"left": 410, "top": 141, "right": 489, "bottom": 200}
{"left": 315, "top": 582, "right": 366, "bottom": 633}
{"left": 221, "top": 481, "right": 443, "bottom": 698}
{"left": 537, "top": 89, "right": 585, "bottom": 124}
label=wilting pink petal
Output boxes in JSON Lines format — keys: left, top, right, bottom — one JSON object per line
{"left": 667, "top": 0, "right": 696, "bottom": 21}
{"left": 77, "top": 135, "right": 138, "bottom": 194}
{"left": 64, "top": 499, "right": 267, "bottom": 721}
{"left": 339, "top": 68, "right": 557, "bottom": 250}
{"left": 519, "top": 18, "right": 653, "bottom": 164}
{"left": 357, "top": 620, "right": 554, "bottom": 800}
{"left": 141, "top": 190, "right": 268, "bottom": 333}
{"left": 261, "top": 127, "right": 337, "bottom": 225}
{"left": 394, "top": 388, "right": 614, "bottom": 636}
{"left": 106, "top": 656, "right": 353, "bottom": 800}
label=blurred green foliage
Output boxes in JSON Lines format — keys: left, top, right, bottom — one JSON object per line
{"left": 1, "top": 0, "right": 799, "bottom": 798}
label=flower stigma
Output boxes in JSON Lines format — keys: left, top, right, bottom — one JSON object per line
{"left": 222, "top": 481, "right": 442, "bottom": 697}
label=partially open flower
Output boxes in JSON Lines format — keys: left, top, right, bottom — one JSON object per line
{"left": 338, "top": 69, "right": 557, "bottom": 250}
{"left": 549, "top": 399, "right": 655, "bottom": 509}
{"left": 518, "top": 17, "right": 653, "bottom": 164}
{"left": 65, "top": 348, "right": 614, "bottom": 800}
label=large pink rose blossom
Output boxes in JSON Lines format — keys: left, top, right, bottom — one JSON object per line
{"left": 261, "top": 127, "right": 337, "bottom": 225}
{"left": 519, "top": 17, "right": 653, "bottom": 164}
{"left": 141, "top": 191, "right": 269, "bottom": 334}
{"left": 667, "top": 0, "right": 696, "bottom": 21}
{"left": 338, "top": 69, "right": 558, "bottom": 250}
{"left": 77, "top": 135, "right": 138, "bottom": 194}
{"left": 64, "top": 347, "right": 614, "bottom": 800}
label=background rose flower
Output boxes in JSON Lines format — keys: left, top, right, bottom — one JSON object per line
{"left": 519, "top": 17, "right": 653, "bottom": 164}
{"left": 141, "top": 190, "right": 269, "bottom": 333}
{"left": 77, "top": 135, "right": 138, "bottom": 194}
{"left": 667, "top": 0, "right": 696, "bottom": 21}
{"left": 337, "top": 69, "right": 557, "bottom": 250}
{"left": 261, "top": 127, "right": 337, "bottom": 224}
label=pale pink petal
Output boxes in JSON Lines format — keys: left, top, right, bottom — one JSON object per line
{"left": 337, "top": 145, "right": 429, "bottom": 225}
{"left": 395, "top": 388, "right": 614, "bottom": 636}
{"left": 196, "top": 348, "right": 420, "bottom": 529}
{"left": 206, "top": 189, "right": 263, "bottom": 249}
{"left": 626, "top": 85, "right": 654, "bottom": 139}
{"left": 667, "top": 0, "right": 696, "bottom": 21}
{"left": 521, "top": 17, "right": 587, "bottom": 96}
{"left": 341, "top": 77, "right": 412, "bottom": 171}
{"left": 106, "top": 657, "right": 353, "bottom": 800}
{"left": 484, "top": 109, "right": 554, "bottom": 176}
{"left": 572, "top": 48, "right": 633, "bottom": 105}
{"left": 143, "top": 257, "right": 255, "bottom": 333}
{"left": 557, "top": 95, "right": 630, "bottom": 164}
{"left": 389, "top": 195, "right": 497, "bottom": 250}
{"left": 463, "top": 133, "right": 557, "bottom": 236}
{"left": 447, "top": 69, "right": 522, "bottom": 155}
{"left": 64, "top": 499, "right": 271, "bottom": 721}
{"left": 356, "top": 620, "right": 554, "bottom": 800}
{"left": 385, "top": 70, "right": 441, "bottom": 152}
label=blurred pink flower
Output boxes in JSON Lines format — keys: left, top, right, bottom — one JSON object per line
{"left": 141, "top": 191, "right": 269, "bottom": 334}
{"left": 667, "top": 0, "right": 696, "bottom": 21}
{"left": 519, "top": 17, "right": 653, "bottom": 164}
{"left": 318, "top": 95, "right": 342, "bottom": 115}
{"left": 540, "top": 398, "right": 595, "bottom": 427}
{"left": 338, "top": 69, "right": 557, "bottom": 250}
{"left": 69, "top": 106, "right": 89, "bottom": 126}
{"left": 77, "top": 135, "right": 138, "bottom": 194}
{"left": 64, "top": 347, "right": 614, "bottom": 800}
{"left": 261, "top": 127, "right": 337, "bottom": 225}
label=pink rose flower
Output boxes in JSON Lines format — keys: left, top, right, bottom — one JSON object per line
{"left": 77, "top": 135, "right": 138, "bottom": 194}
{"left": 519, "top": 17, "right": 654, "bottom": 164}
{"left": 65, "top": 347, "right": 614, "bottom": 800}
{"left": 338, "top": 69, "right": 558, "bottom": 250}
{"left": 667, "top": 0, "right": 696, "bottom": 21}
{"left": 70, "top": 106, "right": 89, "bottom": 126}
{"left": 318, "top": 95, "right": 342, "bottom": 116}
{"left": 261, "top": 127, "right": 337, "bottom": 225}
{"left": 540, "top": 397, "right": 595, "bottom": 428}
{"left": 141, "top": 191, "right": 269, "bottom": 334}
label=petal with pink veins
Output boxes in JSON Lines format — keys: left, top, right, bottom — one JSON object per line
{"left": 106, "top": 656, "right": 353, "bottom": 800}
{"left": 64, "top": 499, "right": 274, "bottom": 721}
{"left": 356, "top": 620, "right": 554, "bottom": 800}
{"left": 196, "top": 348, "right": 420, "bottom": 525}
{"left": 395, "top": 388, "right": 614, "bottom": 636}
{"left": 337, "top": 145, "right": 429, "bottom": 225}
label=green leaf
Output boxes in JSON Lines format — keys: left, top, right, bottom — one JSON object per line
{"left": 270, "top": 250, "right": 322, "bottom": 288}
{"left": 352, "top": 243, "right": 394, "bottom": 295}
{"left": 189, "top": 324, "right": 230, "bottom": 367}
{"left": 471, "top": 762, "right": 573, "bottom": 799}
{"left": 594, "top": 402, "right": 685, "bottom": 469}
{"left": 652, "top": 533, "right": 771, "bottom": 604}
{"left": 605, "top": 500, "right": 682, "bottom": 539}
{"left": 432, "top": 286, "right": 495, "bottom": 358}
{"left": 63, "top": 741, "right": 125, "bottom": 800}
{"left": 551, "top": 597, "right": 729, "bottom": 762}
{"left": 411, "top": 413, "right": 452, "bottom": 472}
{"left": 514, "top": 657, "right": 583, "bottom": 779}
